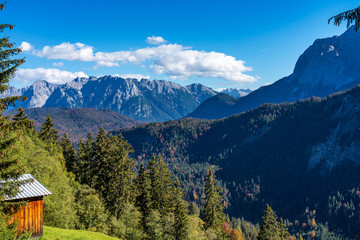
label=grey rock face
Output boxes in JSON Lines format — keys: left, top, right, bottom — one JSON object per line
{"left": 0, "top": 80, "right": 59, "bottom": 108}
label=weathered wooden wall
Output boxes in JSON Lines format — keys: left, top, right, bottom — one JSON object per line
{"left": 7, "top": 196, "right": 44, "bottom": 239}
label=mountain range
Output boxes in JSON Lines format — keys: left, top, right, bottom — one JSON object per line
{"left": 2, "top": 77, "right": 217, "bottom": 122}
{"left": 188, "top": 26, "right": 360, "bottom": 119}
{"left": 219, "top": 88, "right": 252, "bottom": 98}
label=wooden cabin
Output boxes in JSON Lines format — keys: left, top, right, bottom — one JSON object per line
{"left": 5, "top": 174, "right": 52, "bottom": 239}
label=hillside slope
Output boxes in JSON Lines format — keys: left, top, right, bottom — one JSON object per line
{"left": 116, "top": 84, "right": 360, "bottom": 236}
{"left": 7, "top": 107, "right": 140, "bottom": 141}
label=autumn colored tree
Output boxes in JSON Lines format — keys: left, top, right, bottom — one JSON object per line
{"left": 230, "top": 229, "right": 244, "bottom": 240}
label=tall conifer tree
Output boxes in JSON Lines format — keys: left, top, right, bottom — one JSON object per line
{"left": 149, "top": 155, "right": 175, "bottom": 214}
{"left": 60, "top": 132, "right": 76, "bottom": 173}
{"left": 39, "top": 114, "right": 59, "bottom": 143}
{"left": 91, "top": 127, "right": 135, "bottom": 217}
{"left": 135, "top": 164, "right": 151, "bottom": 233}
{"left": 203, "top": 169, "right": 226, "bottom": 232}
{"left": 0, "top": 3, "right": 26, "bottom": 237}
{"left": 76, "top": 133, "right": 94, "bottom": 185}
{"left": 0, "top": 3, "right": 26, "bottom": 113}
{"left": 174, "top": 179, "right": 189, "bottom": 240}
{"left": 12, "top": 106, "right": 33, "bottom": 129}
{"left": 257, "top": 205, "right": 288, "bottom": 240}
{"left": 278, "top": 218, "right": 290, "bottom": 240}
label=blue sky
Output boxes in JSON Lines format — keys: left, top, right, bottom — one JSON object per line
{"left": 3, "top": 0, "right": 355, "bottom": 90}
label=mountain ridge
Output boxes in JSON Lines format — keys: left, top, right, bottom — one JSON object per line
{"left": 188, "top": 26, "right": 360, "bottom": 119}
{"left": 6, "top": 107, "right": 141, "bottom": 141}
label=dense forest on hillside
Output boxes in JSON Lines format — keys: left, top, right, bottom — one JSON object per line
{"left": 115, "top": 85, "right": 360, "bottom": 238}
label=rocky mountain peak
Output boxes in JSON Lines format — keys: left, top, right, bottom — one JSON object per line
{"left": 188, "top": 27, "right": 360, "bottom": 120}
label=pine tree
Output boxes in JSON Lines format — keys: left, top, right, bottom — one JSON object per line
{"left": 189, "top": 202, "right": 200, "bottom": 216}
{"left": 60, "top": 132, "right": 76, "bottom": 173}
{"left": 75, "top": 138, "right": 86, "bottom": 182}
{"left": 12, "top": 106, "right": 33, "bottom": 129}
{"left": 91, "top": 127, "right": 136, "bottom": 217}
{"left": 173, "top": 180, "right": 189, "bottom": 240}
{"left": 203, "top": 169, "right": 226, "bottom": 233}
{"left": 135, "top": 164, "right": 151, "bottom": 234}
{"left": 0, "top": 123, "right": 27, "bottom": 237}
{"left": 257, "top": 205, "right": 281, "bottom": 240}
{"left": 84, "top": 132, "right": 94, "bottom": 181}
{"left": 0, "top": 3, "right": 26, "bottom": 113}
{"left": 0, "top": 3, "right": 27, "bottom": 237}
{"left": 148, "top": 154, "right": 176, "bottom": 214}
{"left": 39, "top": 114, "right": 59, "bottom": 143}
{"left": 329, "top": 5, "right": 360, "bottom": 31}
{"left": 76, "top": 132, "right": 94, "bottom": 185}
{"left": 278, "top": 218, "right": 290, "bottom": 240}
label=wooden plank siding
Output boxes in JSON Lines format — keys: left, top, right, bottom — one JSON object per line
{"left": 7, "top": 196, "right": 44, "bottom": 239}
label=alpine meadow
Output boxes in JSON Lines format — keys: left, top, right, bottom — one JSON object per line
{"left": 2, "top": 1, "right": 360, "bottom": 240}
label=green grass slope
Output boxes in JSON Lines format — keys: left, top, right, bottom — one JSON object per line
{"left": 42, "top": 226, "right": 120, "bottom": 240}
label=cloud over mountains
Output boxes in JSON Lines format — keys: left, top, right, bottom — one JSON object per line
{"left": 20, "top": 37, "right": 256, "bottom": 84}
{"left": 14, "top": 68, "right": 88, "bottom": 84}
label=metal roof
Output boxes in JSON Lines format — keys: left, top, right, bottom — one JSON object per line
{"left": 4, "top": 174, "right": 52, "bottom": 201}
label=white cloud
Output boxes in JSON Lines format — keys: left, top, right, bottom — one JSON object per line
{"left": 52, "top": 62, "right": 64, "bottom": 67}
{"left": 215, "top": 88, "right": 225, "bottom": 92}
{"left": 146, "top": 36, "right": 167, "bottom": 45}
{"left": 14, "top": 68, "right": 88, "bottom": 84}
{"left": 113, "top": 74, "right": 150, "bottom": 80}
{"left": 20, "top": 42, "right": 33, "bottom": 52}
{"left": 34, "top": 42, "right": 95, "bottom": 61}
{"left": 25, "top": 40, "right": 257, "bottom": 83}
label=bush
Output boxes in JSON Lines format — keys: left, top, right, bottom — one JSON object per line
{"left": 109, "top": 203, "right": 143, "bottom": 239}
{"left": 75, "top": 185, "right": 108, "bottom": 233}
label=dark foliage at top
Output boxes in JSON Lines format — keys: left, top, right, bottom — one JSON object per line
{"left": 329, "top": 5, "right": 360, "bottom": 31}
